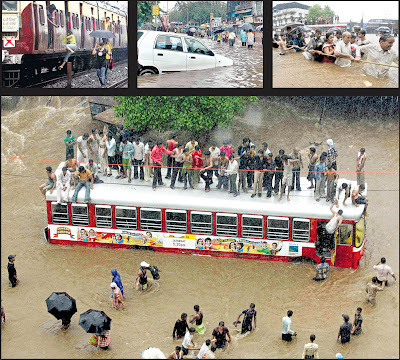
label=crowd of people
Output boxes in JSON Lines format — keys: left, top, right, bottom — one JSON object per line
{"left": 273, "top": 27, "right": 398, "bottom": 78}
{"left": 5, "top": 251, "right": 396, "bottom": 357}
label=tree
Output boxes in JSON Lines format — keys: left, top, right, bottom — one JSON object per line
{"left": 113, "top": 97, "right": 258, "bottom": 135}
{"left": 137, "top": 1, "right": 154, "bottom": 24}
{"left": 169, "top": 1, "right": 227, "bottom": 24}
{"left": 307, "top": 4, "right": 335, "bottom": 20}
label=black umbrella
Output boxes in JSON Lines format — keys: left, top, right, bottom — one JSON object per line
{"left": 289, "top": 26, "right": 307, "bottom": 35}
{"left": 89, "top": 30, "right": 116, "bottom": 39}
{"left": 46, "top": 292, "right": 77, "bottom": 320}
{"left": 213, "top": 27, "right": 225, "bottom": 33}
{"left": 239, "top": 23, "right": 255, "bottom": 32}
{"left": 79, "top": 309, "right": 111, "bottom": 335}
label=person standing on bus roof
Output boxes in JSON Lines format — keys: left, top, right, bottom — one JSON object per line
{"left": 165, "top": 134, "right": 178, "bottom": 180}
{"left": 302, "top": 334, "right": 319, "bottom": 359}
{"left": 72, "top": 166, "right": 94, "bottom": 203}
{"left": 235, "top": 303, "right": 257, "bottom": 334}
{"left": 199, "top": 151, "right": 214, "bottom": 192}
{"left": 151, "top": 140, "right": 173, "bottom": 191}
{"left": 278, "top": 155, "right": 299, "bottom": 202}
{"left": 170, "top": 143, "right": 185, "bottom": 189}
{"left": 39, "top": 166, "right": 57, "bottom": 201}
{"left": 356, "top": 148, "right": 367, "bottom": 185}
{"left": 131, "top": 136, "right": 145, "bottom": 182}
{"left": 77, "top": 133, "right": 89, "bottom": 165}
{"left": 313, "top": 256, "right": 329, "bottom": 281}
{"left": 325, "top": 201, "right": 343, "bottom": 234}
{"left": 64, "top": 130, "right": 76, "bottom": 160}
{"left": 273, "top": 149, "right": 285, "bottom": 195}
{"left": 314, "top": 155, "right": 327, "bottom": 202}
{"left": 282, "top": 310, "right": 297, "bottom": 342}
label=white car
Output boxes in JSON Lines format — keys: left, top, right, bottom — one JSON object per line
{"left": 137, "top": 30, "right": 234, "bottom": 75}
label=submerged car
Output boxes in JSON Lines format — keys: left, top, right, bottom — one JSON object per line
{"left": 137, "top": 30, "right": 234, "bottom": 75}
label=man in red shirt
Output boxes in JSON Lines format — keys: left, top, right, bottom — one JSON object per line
{"left": 151, "top": 140, "right": 173, "bottom": 191}
{"left": 220, "top": 140, "right": 233, "bottom": 158}
{"left": 165, "top": 134, "right": 178, "bottom": 180}
{"left": 192, "top": 145, "right": 203, "bottom": 188}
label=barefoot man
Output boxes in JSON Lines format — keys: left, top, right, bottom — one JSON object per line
{"left": 39, "top": 166, "right": 57, "bottom": 201}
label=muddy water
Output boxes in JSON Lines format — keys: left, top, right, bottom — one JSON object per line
{"left": 273, "top": 35, "right": 398, "bottom": 88}
{"left": 138, "top": 33, "right": 263, "bottom": 88}
{"left": 1, "top": 97, "right": 398, "bottom": 359}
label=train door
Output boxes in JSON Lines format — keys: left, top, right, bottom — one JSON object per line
{"left": 46, "top": 0, "right": 54, "bottom": 49}
{"left": 91, "top": 6, "right": 96, "bottom": 47}
{"left": 33, "top": 2, "right": 40, "bottom": 50}
{"left": 118, "top": 17, "right": 121, "bottom": 46}
{"left": 80, "top": 2, "right": 84, "bottom": 48}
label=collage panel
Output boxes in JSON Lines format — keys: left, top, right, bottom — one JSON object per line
{"left": 272, "top": 1, "right": 399, "bottom": 88}
{"left": 2, "top": 1, "right": 128, "bottom": 88}
{"left": 137, "top": 1, "right": 264, "bottom": 88}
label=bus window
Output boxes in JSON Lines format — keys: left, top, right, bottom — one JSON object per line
{"left": 337, "top": 224, "right": 353, "bottom": 246}
{"left": 71, "top": 204, "right": 89, "bottom": 226}
{"left": 355, "top": 217, "right": 365, "bottom": 248}
{"left": 51, "top": 202, "right": 69, "bottom": 224}
{"left": 190, "top": 211, "right": 212, "bottom": 235}
{"left": 140, "top": 208, "right": 162, "bottom": 231}
{"left": 115, "top": 206, "right": 137, "bottom": 229}
{"left": 292, "top": 218, "right": 310, "bottom": 242}
{"left": 267, "top": 216, "right": 289, "bottom": 240}
{"left": 95, "top": 205, "right": 112, "bottom": 228}
{"left": 242, "top": 215, "right": 263, "bottom": 238}
{"left": 166, "top": 210, "right": 187, "bottom": 233}
{"left": 216, "top": 213, "right": 238, "bottom": 237}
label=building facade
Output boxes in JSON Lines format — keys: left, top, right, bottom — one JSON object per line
{"left": 273, "top": 2, "right": 309, "bottom": 30}
{"left": 227, "top": 1, "right": 263, "bottom": 23}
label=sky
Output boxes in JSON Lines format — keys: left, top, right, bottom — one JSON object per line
{"left": 273, "top": 1, "right": 399, "bottom": 23}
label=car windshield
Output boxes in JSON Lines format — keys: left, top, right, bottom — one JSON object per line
{"left": 184, "top": 38, "right": 214, "bottom": 56}
{"left": 138, "top": 31, "right": 144, "bottom": 41}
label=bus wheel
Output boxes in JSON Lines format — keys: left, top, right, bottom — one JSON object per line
{"left": 290, "top": 257, "right": 317, "bottom": 265}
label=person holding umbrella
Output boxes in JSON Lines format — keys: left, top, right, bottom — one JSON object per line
{"left": 92, "top": 42, "right": 110, "bottom": 87}
{"left": 79, "top": 309, "right": 112, "bottom": 349}
{"left": 241, "top": 29, "right": 247, "bottom": 47}
{"left": 45, "top": 292, "right": 77, "bottom": 329}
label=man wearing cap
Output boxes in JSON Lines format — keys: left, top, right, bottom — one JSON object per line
{"left": 72, "top": 166, "right": 94, "bottom": 203}
{"left": 326, "top": 139, "right": 338, "bottom": 170}
{"left": 173, "top": 313, "right": 190, "bottom": 340}
{"left": 7, "top": 255, "right": 19, "bottom": 287}
{"left": 337, "top": 314, "right": 352, "bottom": 344}
{"left": 135, "top": 261, "right": 150, "bottom": 290}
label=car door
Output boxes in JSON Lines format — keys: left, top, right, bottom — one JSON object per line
{"left": 153, "top": 34, "right": 186, "bottom": 72}
{"left": 184, "top": 38, "right": 216, "bottom": 71}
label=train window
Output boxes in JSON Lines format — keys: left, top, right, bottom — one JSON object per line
{"left": 140, "top": 208, "right": 162, "bottom": 231}
{"left": 60, "top": 10, "right": 65, "bottom": 27}
{"left": 267, "top": 216, "right": 289, "bottom": 240}
{"left": 95, "top": 205, "right": 112, "bottom": 228}
{"left": 51, "top": 202, "right": 69, "bottom": 224}
{"left": 115, "top": 206, "right": 137, "bottom": 230}
{"left": 71, "top": 204, "right": 89, "bottom": 226}
{"left": 55, "top": 11, "right": 60, "bottom": 26}
{"left": 292, "top": 218, "right": 310, "bottom": 242}
{"left": 337, "top": 224, "right": 353, "bottom": 246}
{"left": 190, "top": 211, "right": 212, "bottom": 235}
{"left": 39, "top": 5, "right": 45, "bottom": 25}
{"left": 242, "top": 215, "right": 264, "bottom": 238}
{"left": 165, "top": 210, "right": 187, "bottom": 233}
{"left": 2, "top": 1, "right": 17, "bottom": 11}
{"left": 216, "top": 213, "right": 238, "bottom": 237}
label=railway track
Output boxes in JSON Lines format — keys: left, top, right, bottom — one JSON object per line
{"left": 107, "top": 78, "right": 128, "bottom": 88}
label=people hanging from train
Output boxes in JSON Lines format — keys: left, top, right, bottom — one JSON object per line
{"left": 105, "top": 16, "right": 111, "bottom": 30}
{"left": 103, "top": 38, "right": 113, "bottom": 72}
{"left": 92, "top": 43, "right": 110, "bottom": 87}
{"left": 46, "top": 4, "right": 59, "bottom": 49}
{"left": 58, "top": 30, "right": 77, "bottom": 70}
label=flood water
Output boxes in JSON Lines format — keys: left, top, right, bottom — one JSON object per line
{"left": 138, "top": 33, "right": 263, "bottom": 88}
{"left": 1, "top": 97, "right": 399, "bottom": 359}
{"left": 273, "top": 35, "right": 399, "bottom": 88}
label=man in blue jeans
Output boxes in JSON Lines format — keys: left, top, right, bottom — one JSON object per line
{"left": 92, "top": 42, "right": 109, "bottom": 87}
{"left": 72, "top": 166, "right": 94, "bottom": 203}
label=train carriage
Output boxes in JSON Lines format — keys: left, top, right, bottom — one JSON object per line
{"left": 2, "top": 1, "right": 128, "bottom": 87}
{"left": 44, "top": 164, "right": 367, "bottom": 270}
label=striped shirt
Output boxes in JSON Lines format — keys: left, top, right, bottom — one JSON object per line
{"left": 327, "top": 146, "right": 337, "bottom": 164}
{"left": 98, "top": 331, "right": 111, "bottom": 347}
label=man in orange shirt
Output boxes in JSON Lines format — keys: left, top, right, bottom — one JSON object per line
{"left": 72, "top": 166, "right": 94, "bottom": 203}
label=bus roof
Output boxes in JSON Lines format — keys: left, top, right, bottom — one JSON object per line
{"left": 47, "top": 164, "right": 366, "bottom": 222}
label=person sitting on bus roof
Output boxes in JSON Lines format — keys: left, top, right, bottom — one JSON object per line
{"left": 72, "top": 166, "right": 94, "bottom": 204}
{"left": 325, "top": 200, "right": 343, "bottom": 235}
{"left": 313, "top": 256, "right": 329, "bottom": 281}
{"left": 351, "top": 184, "right": 368, "bottom": 216}
{"left": 335, "top": 179, "right": 352, "bottom": 207}
{"left": 85, "top": 159, "right": 103, "bottom": 184}
{"left": 39, "top": 166, "right": 57, "bottom": 202}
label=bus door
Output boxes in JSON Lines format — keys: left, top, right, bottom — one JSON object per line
{"left": 332, "top": 223, "right": 353, "bottom": 268}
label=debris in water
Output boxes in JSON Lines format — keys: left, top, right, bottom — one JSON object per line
{"left": 363, "top": 81, "right": 372, "bottom": 87}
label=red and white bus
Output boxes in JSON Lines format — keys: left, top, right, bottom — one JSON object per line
{"left": 45, "top": 164, "right": 366, "bottom": 269}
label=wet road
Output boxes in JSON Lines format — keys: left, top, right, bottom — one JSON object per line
{"left": 138, "top": 33, "right": 263, "bottom": 88}
{"left": 273, "top": 35, "right": 398, "bottom": 88}
{"left": 1, "top": 97, "right": 399, "bottom": 359}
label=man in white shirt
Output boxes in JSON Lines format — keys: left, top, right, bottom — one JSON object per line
{"left": 302, "top": 334, "right": 319, "bottom": 359}
{"left": 228, "top": 31, "right": 236, "bottom": 46}
{"left": 132, "top": 136, "right": 145, "bottom": 180}
{"left": 282, "top": 310, "right": 297, "bottom": 342}
{"left": 181, "top": 328, "right": 199, "bottom": 356}
{"left": 334, "top": 32, "right": 360, "bottom": 67}
{"left": 106, "top": 133, "right": 116, "bottom": 177}
{"left": 373, "top": 257, "right": 396, "bottom": 286}
{"left": 209, "top": 141, "right": 221, "bottom": 181}
{"left": 247, "top": 30, "right": 255, "bottom": 49}
{"left": 226, "top": 154, "right": 239, "bottom": 197}
{"left": 56, "top": 166, "right": 71, "bottom": 204}
{"left": 357, "top": 33, "right": 398, "bottom": 78}
{"left": 77, "top": 133, "right": 89, "bottom": 165}
{"left": 335, "top": 178, "right": 352, "bottom": 206}
{"left": 196, "top": 339, "right": 213, "bottom": 359}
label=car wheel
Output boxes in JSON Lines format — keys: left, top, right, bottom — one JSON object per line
{"left": 138, "top": 68, "right": 157, "bottom": 76}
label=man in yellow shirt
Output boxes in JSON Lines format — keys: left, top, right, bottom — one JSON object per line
{"left": 103, "top": 38, "right": 113, "bottom": 71}
{"left": 72, "top": 166, "right": 94, "bottom": 203}
{"left": 105, "top": 17, "right": 111, "bottom": 30}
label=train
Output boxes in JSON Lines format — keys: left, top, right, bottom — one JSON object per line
{"left": 2, "top": 1, "right": 128, "bottom": 87}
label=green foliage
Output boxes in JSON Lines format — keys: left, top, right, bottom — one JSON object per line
{"left": 169, "top": 1, "right": 227, "bottom": 24}
{"left": 137, "top": 1, "right": 154, "bottom": 23}
{"left": 307, "top": 4, "right": 335, "bottom": 19}
{"left": 113, "top": 97, "right": 258, "bottom": 135}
